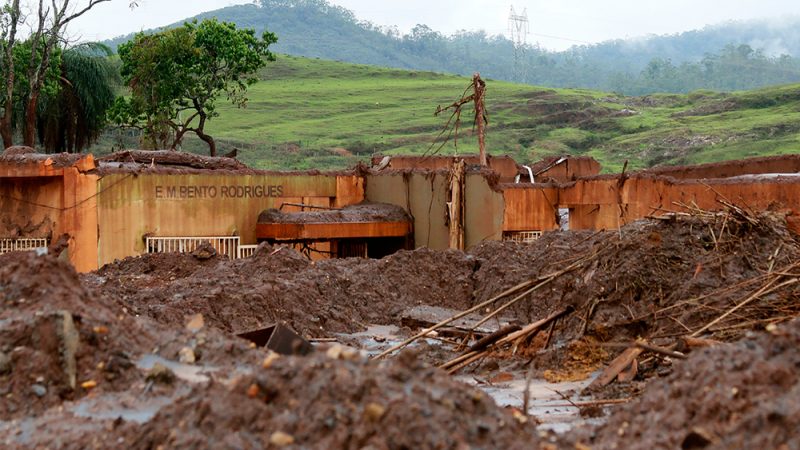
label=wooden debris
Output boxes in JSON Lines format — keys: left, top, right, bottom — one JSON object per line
{"left": 616, "top": 358, "right": 638, "bottom": 383}
{"left": 374, "top": 250, "right": 598, "bottom": 359}
{"left": 588, "top": 346, "right": 644, "bottom": 389}
{"left": 691, "top": 276, "right": 799, "bottom": 337}
{"left": 467, "top": 324, "right": 521, "bottom": 353}
{"left": 633, "top": 341, "right": 687, "bottom": 360}
{"left": 440, "top": 307, "right": 572, "bottom": 374}
{"left": 679, "top": 337, "right": 721, "bottom": 349}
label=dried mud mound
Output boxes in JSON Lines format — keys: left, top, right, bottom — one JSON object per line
{"left": 577, "top": 319, "right": 800, "bottom": 449}
{"left": 258, "top": 202, "right": 411, "bottom": 223}
{"left": 92, "top": 211, "right": 800, "bottom": 349}
{"left": 90, "top": 251, "right": 225, "bottom": 285}
{"left": 125, "top": 351, "right": 540, "bottom": 450}
{"left": 91, "top": 245, "right": 477, "bottom": 337}
{"left": 0, "top": 252, "right": 153, "bottom": 420}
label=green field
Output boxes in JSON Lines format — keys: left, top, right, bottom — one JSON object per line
{"left": 100, "top": 55, "right": 800, "bottom": 172}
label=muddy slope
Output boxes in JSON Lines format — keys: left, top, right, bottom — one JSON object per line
{"left": 123, "top": 351, "right": 541, "bottom": 450}
{"left": 0, "top": 252, "right": 152, "bottom": 420}
{"left": 575, "top": 319, "right": 800, "bottom": 449}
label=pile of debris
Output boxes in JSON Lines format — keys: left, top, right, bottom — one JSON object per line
{"left": 1, "top": 252, "right": 549, "bottom": 449}
{"left": 88, "top": 204, "right": 800, "bottom": 385}
{"left": 420, "top": 206, "right": 800, "bottom": 387}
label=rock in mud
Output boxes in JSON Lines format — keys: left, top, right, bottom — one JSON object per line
{"left": 30, "top": 383, "right": 47, "bottom": 397}
{"left": 190, "top": 242, "right": 217, "bottom": 260}
{"left": 0, "top": 351, "right": 10, "bottom": 374}
{"left": 32, "top": 310, "right": 79, "bottom": 391}
{"left": 178, "top": 347, "right": 196, "bottom": 364}
{"left": 146, "top": 363, "right": 176, "bottom": 385}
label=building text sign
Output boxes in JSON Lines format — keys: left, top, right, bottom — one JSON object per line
{"left": 155, "top": 184, "right": 285, "bottom": 199}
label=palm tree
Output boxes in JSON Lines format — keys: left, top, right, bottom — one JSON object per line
{"left": 37, "top": 43, "right": 120, "bottom": 153}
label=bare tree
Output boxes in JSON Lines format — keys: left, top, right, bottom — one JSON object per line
{"left": 0, "top": 0, "right": 136, "bottom": 148}
{"left": 0, "top": 0, "right": 21, "bottom": 148}
{"left": 22, "top": 0, "right": 119, "bottom": 146}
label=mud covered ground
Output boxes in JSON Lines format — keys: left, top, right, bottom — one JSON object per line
{"left": 2, "top": 211, "right": 799, "bottom": 449}
{"left": 569, "top": 318, "right": 800, "bottom": 450}
{"left": 88, "top": 210, "right": 800, "bottom": 353}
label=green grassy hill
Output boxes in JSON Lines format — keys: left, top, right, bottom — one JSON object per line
{"left": 101, "top": 55, "right": 800, "bottom": 172}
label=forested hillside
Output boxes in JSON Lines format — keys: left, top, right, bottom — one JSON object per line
{"left": 104, "top": 0, "right": 800, "bottom": 95}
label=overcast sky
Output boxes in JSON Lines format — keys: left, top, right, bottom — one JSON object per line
{"left": 70, "top": 0, "right": 800, "bottom": 50}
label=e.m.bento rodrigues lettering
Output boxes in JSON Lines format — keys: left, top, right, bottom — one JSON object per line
{"left": 155, "top": 185, "right": 284, "bottom": 199}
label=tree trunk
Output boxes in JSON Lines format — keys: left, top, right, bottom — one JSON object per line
{"left": 448, "top": 159, "right": 466, "bottom": 250}
{"left": 23, "top": 93, "right": 40, "bottom": 147}
{"left": 195, "top": 114, "right": 216, "bottom": 157}
{"left": 170, "top": 128, "right": 188, "bottom": 150}
{"left": 1, "top": 0, "right": 21, "bottom": 148}
{"left": 198, "top": 130, "right": 216, "bottom": 157}
{"left": 0, "top": 116, "right": 12, "bottom": 149}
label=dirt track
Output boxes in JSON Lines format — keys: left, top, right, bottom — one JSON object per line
{"left": 2, "top": 211, "right": 800, "bottom": 448}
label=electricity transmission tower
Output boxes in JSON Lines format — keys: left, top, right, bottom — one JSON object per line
{"left": 508, "top": 5, "right": 529, "bottom": 81}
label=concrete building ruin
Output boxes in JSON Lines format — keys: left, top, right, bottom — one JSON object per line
{"left": 2, "top": 148, "right": 800, "bottom": 272}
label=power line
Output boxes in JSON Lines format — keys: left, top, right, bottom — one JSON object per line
{"left": 509, "top": 5, "right": 529, "bottom": 81}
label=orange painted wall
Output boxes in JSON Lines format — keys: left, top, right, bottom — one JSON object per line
{"left": 536, "top": 157, "right": 602, "bottom": 182}
{"left": 0, "top": 161, "right": 99, "bottom": 272}
{"left": 502, "top": 186, "right": 560, "bottom": 231}
{"left": 503, "top": 175, "right": 800, "bottom": 232}
{"left": 60, "top": 168, "right": 99, "bottom": 272}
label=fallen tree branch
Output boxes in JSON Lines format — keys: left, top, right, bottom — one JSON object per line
{"left": 440, "top": 307, "right": 572, "bottom": 373}
{"left": 691, "top": 277, "right": 799, "bottom": 337}
{"left": 467, "top": 324, "right": 521, "bottom": 353}
{"left": 373, "top": 277, "right": 539, "bottom": 359}
{"left": 496, "top": 307, "right": 573, "bottom": 347}
{"left": 375, "top": 248, "right": 601, "bottom": 359}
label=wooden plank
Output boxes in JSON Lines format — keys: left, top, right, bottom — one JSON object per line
{"left": 588, "top": 346, "right": 644, "bottom": 389}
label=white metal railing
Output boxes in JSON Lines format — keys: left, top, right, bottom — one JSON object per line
{"left": 0, "top": 238, "right": 49, "bottom": 254}
{"left": 237, "top": 244, "right": 259, "bottom": 259}
{"left": 503, "top": 231, "right": 543, "bottom": 243}
{"left": 146, "top": 236, "right": 241, "bottom": 259}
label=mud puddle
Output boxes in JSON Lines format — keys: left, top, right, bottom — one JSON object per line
{"left": 457, "top": 374, "right": 606, "bottom": 433}
{"left": 339, "top": 325, "right": 606, "bottom": 433}
{"left": 335, "top": 324, "right": 443, "bottom": 357}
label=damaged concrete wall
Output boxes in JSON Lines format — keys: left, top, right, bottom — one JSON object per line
{"left": 465, "top": 174, "right": 505, "bottom": 247}
{"left": 373, "top": 155, "right": 520, "bottom": 182}
{"left": 365, "top": 171, "right": 505, "bottom": 250}
{"left": 534, "top": 157, "right": 602, "bottom": 182}
{"left": 96, "top": 173, "right": 363, "bottom": 267}
{"left": 366, "top": 172, "right": 450, "bottom": 250}
{"left": 0, "top": 177, "right": 63, "bottom": 239}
